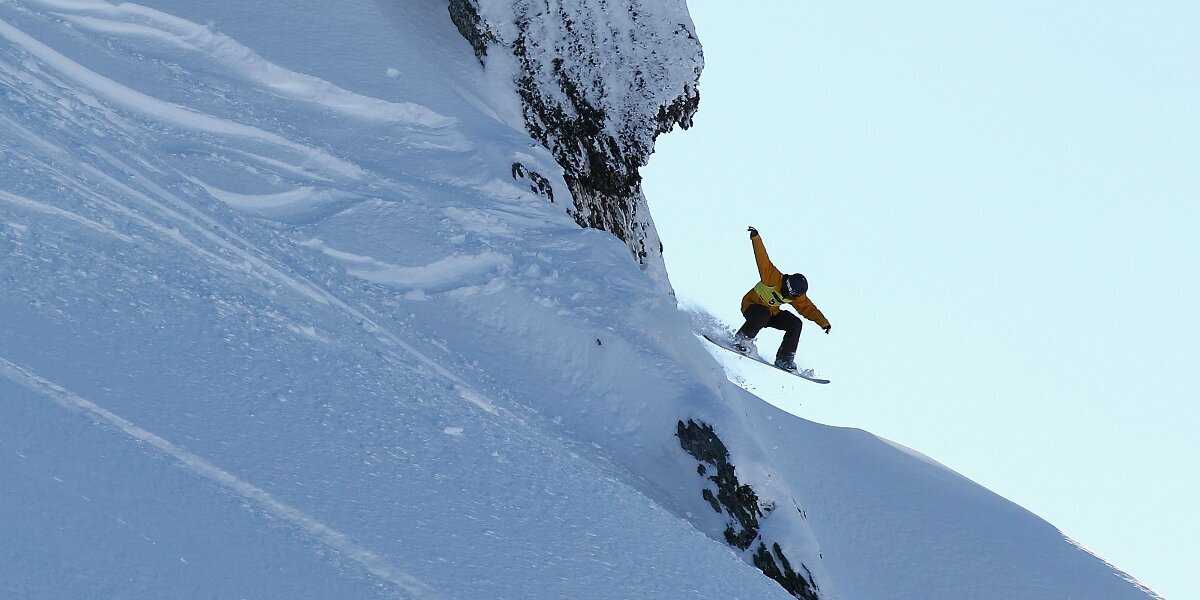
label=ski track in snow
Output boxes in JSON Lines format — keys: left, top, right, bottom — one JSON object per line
{"left": 4, "top": 143, "right": 507, "bottom": 426}
{"left": 0, "top": 358, "right": 439, "bottom": 600}
{"left": 0, "top": 189, "right": 135, "bottom": 242}
{"left": 32, "top": 0, "right": 455, "bottom": 128}
{"left": 0, "top": 17, "right": 366, "bottom": 180}
{"left": 1, "top": 13, "right": 511, "bottom": 421}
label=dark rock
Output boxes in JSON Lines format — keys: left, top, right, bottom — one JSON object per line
{"left": 447, "top": 0, "right": 494, "bottom": 63}
{"left": 512, "top": 28, "right": 653, "bottom": 258}
{"left": 752, "top": 543, "right": 820, "bottom": 600}
{"left": 677, "top": 419, "right": 822, "bottom": 599}
{"left": 676, "top": 419, "right": 760, "bottom": 549}
{"left": 511, "top": 162, "right": 555, "bottom": 202}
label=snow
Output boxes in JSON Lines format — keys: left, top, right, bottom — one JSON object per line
{"left": 303, "top": 237, "right": 514, "bottom": 293}
{"left": 0, "top": 17, "right": 367, "bottom": 179}
{"left": 195, "top": 182, "right": 369, "bottom": 223}
{"left": 0, "top": 189, "right": 135, "bottom": 242}
{"left": 0, "top": 0, "right": 1159, "bottom": 599}
{"left": 0, "top": 358, "right": 437, "bottom": 598}
{"left": 47, "top": 1, "right": 454, "bottom": 127}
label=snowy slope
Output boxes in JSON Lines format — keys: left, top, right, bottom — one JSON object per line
{"left": 0, "top": 1, "right": 1158, "bottom": 599}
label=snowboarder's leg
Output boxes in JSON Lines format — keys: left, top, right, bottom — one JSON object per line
{"left": 766, "top": 311, "right": 802, "bottom": 370}
{"left": 734, "top": 305, "right": 771, "bottom": 352}
{"left": 768, "top": 311, "right": 803, "bottom": 356}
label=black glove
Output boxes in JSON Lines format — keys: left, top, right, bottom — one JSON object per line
{"left": 747, "top": 226, "right": 759, "bottom": 238}
{"left": 823, "top": 324, "right": 832, "bottom": 334}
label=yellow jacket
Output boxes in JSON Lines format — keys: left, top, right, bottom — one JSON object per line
{"left": 740, "top": 234, "right": 830, "bottom": 329}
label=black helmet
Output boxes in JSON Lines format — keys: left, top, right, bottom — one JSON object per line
{"left": 783, "top": 273, "right": 808, "bottom": 297}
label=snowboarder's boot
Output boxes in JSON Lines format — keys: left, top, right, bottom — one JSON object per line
{"left": 732, "top": 334, "right": 754, "bottom": 354}
{"left": 774, "top": 352, "right": 798, "bottom": 373}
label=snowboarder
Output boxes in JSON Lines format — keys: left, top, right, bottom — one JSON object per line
{"left": 734, "top": 226, "right": 831, "bottom": 373}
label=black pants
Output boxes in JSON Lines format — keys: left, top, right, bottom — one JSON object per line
{"left": 736, "top": 304, "right": 802, "bottom": 358}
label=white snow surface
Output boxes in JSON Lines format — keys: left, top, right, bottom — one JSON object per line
{"left": 0, "top": 1, "right": 1158, "bottom": 599}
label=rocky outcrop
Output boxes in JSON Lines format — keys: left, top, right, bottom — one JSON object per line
{"left": 448, "top": 0, "right": 703, "bottom": 284}
{"left": 754, "top": 542, "right": 822, "bottom": 600}
{"left": 511, "top": 162, "right": 555, "bottom": 202}
{"left": 678, "top": 419, "right": 821, "bottom": 600}
{"left": 448, "top": 0, "right": 494, "bottom": 61}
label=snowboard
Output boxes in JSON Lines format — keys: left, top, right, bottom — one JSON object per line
{"left": 702, "top": 334, "right": 831, "bottom": 384}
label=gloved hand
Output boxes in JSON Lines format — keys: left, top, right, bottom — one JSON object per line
{"left": 823, "top": 324, "right": 832, "bottom": 334}
{"left": 747, "top": 226, "right": 759, "bottom": 238}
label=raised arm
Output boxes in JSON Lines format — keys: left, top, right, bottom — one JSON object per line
{"left": 748, "top": 227, "right": 783, "bottom": 286}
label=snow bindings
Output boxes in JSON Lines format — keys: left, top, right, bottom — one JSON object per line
{"left": 774, "top": 352, "right": 798, "bottom": 372}
{"left": 732, "top": 334, "right": 754, "bottom": 355}
{"left": 774, "top": 353, "right": 817, "bottom": 378}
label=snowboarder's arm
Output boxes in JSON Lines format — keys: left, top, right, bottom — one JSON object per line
{"left": 792, "top": 296, "right": 831, "bottom": 331}
{"left": 750, "top": 229, "right": 783, "bottom": 286}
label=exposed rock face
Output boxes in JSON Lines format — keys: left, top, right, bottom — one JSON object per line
{"left": 510, "top": 162, "right": 555, "bottom": 202}
{"left": 448, "top": 0, "right": 494, "bottom": 61}
{"left": 448, "top": 0, "right": 703, "bottom": 285}
{"left": 754, "top": 542, "right": 822, "bottom": 600}
{"left": 678, "top": 419, "right": 822, "bottom": 600}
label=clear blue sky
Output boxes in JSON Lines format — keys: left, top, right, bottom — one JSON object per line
{"left": 644, "top": 2, "right": 1198, "bottom": 598}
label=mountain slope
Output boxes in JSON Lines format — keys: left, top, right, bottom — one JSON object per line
{"left": 0, "top": 1, "right": 1158, "bottom": 598}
